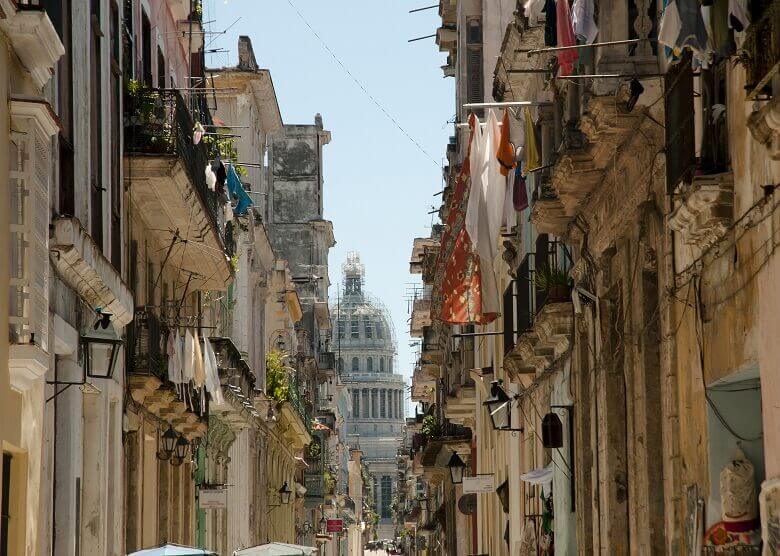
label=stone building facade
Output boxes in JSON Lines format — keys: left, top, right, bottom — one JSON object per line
{"left": 406, "top": 0, "right": 780, "bottom": 555}
{"left": 333, "top": 253, "right": 406, "bottom": 540}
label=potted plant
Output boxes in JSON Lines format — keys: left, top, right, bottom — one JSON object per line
{"left": 534, "top": 265, "right": 571, "bottom": 303}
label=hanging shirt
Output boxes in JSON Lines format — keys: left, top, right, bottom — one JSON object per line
{"left": 205, "top": 163, "right": 217, "bottom": 191}
{"left": 572, "top": 0, "right": 599, "bottom": 43}
{"left": 556, "top": 0, "right": 580, "bottom": 76}
{"left": 728, "top": 0, "right": 749, "bottom": 31}
{"left": 513, "top": 167, "right": 530, "bottom": 212}
{"left": 523, "top": 108, "right": 541, "bottom": 176}
{"left": 497, "top": 109, "right": 516, "bottom": 177}
{"left": 659, "top": 0, "right": 710, "bottom": 57}
{"left": 211, "top": 157, "right": 227, "bottom": 194}
{"left": 192, "top": 329, "right": 205, "bottom": 389}
{"left": 226, "top": 164, "right": 253, "bottom": 216}
{"left": 193, "top": 122, "right": 205, "bottom": 145}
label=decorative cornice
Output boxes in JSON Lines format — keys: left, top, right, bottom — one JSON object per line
{"left": 668, "top": 172, "right": 734, "bottom": 250}
{"left": 747, "top": 95, "right": 780, "bottom": 160}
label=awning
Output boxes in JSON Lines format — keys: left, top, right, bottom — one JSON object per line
{"left": 233, "top": 543, "right": 318, "bottom": 555}
{"left": 127, "top": 544, "right": 216, "bottom": 556}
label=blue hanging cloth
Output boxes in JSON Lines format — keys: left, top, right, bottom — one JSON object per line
{"left": 226, "top": 164, "right": 253, "bottom": 216}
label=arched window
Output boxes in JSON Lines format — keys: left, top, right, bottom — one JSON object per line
{"left": 380, "top": 358, "right": 385, "bottom": 372}
{"left": 352, "top": 357, "right": 359, "bottom": 372}
{"left": 367, "top": 357, "right": 373, "bottom": 372}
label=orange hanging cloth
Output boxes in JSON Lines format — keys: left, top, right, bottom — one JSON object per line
{"left": 496, "top": 109, "right": 516, "bottom": 177}
{"left": 434, "top": 114, "right": 498, "bottom": 325}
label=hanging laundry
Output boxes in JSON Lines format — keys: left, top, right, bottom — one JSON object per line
{"left": 572, "top": 0, "right": 599, "bottom": 43}
{"left": 465, "top": 110, "right": 502, "bottom": 317}
{"left": 524, "top": 0, "right": 546, "bottom": 23}
{"left": 167, "top": 329, "right": 184, "bottom": 384}
{"left": 556, "top": 0, "right": 580, "bottom": 76}
{"left": 435, "top": 114, "right": 497, "bottom": 325}
{"left": 192, "top": 122, "right": 205, "bottom": 145}
{"left": 205, "top": 163, "right": 217, "bottom": 191}
{"left": 224, "top": 202, "right": 234, "bottom": 223}
{"left": 202, "top": 338, "right": 224, "bottom": 405}
{"left": 523, "top": 108, "right": 541, "bottom": 176}
{"left": 659, "top": 0, "right": 710, "bottom": 57}
{"left": 709, "top": 0, "right": 734, "bottom": 56}
{"left": 192, "top": 329, "right": 205, "bottom": 389}
{"left": 496, "top": 110, "right": 516, "bottom": 177}
{"left": 513, "top": 167, "right": 530, "bottom": 212}
{"left": 728, "top": 0, "right": 749, "bottom": 31}
{"left": 543, "top": 0, "right": 558, "bottom": 46}
{"left": 211, "top": 157, "right": 227, "bottom": 194}
{"left": 182, "top": 328, "right": 195, "bottom": 383}
{"left": 226, "top": 164, "right": 253, "bottom": 216}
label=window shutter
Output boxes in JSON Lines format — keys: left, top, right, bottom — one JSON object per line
{"left": 664, "top": 54, "right": 695, "bottom": 191}
{"left": 8, "top": 126, "right": 51, "bottom": 352}
{"left": 466, "top": 46, "right": 483, "bottom": 104}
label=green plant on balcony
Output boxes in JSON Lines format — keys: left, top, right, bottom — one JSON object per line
{"left": 323, "top": 470, "right": 335, "bottom": 494}
{"left": 201, "top": 133, "right": 247, "bottom": 178}
{"left": 306, "top": 439, "right": 321, "bottom": 460}
{"left": 124, "top": 79, "right": 173, "bottom": 154}
{"left": 266, "top": 350, "right": 290, "bottom": 403}
{"left": 534, "top": 265, "right": 571, "bottom": 302}
{"left": 421, "top": 415, "right": 442, "bottom": 439}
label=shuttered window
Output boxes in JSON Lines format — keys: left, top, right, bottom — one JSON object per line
{"left": 466, "top": 18, "right": 483, "bottom": 111}
{"left": 664, "top": 53, "right": 695, "bottom": 192}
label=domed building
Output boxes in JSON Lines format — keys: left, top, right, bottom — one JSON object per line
{"left": 332, "top": 252, "right": 406, "bottom": 540}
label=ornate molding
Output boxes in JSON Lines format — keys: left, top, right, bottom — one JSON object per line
{"left": 748, "top": 96, "right": 780, "bottom": 160}
{"left": 504, "top": 303, "right": 573, "bottom": 383}
{"left": 668, "top": 172, "right": 735, "bottom": 250}
{"left": 530, "top": 195, "right": 571, "bottom": 236}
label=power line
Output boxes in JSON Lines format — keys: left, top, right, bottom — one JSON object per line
{"left": 283, "top": 0, "right": 440, "bottom": 167}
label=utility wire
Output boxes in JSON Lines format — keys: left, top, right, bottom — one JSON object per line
{"left": 283, "top": 0, "right": 440, "bottom": 167}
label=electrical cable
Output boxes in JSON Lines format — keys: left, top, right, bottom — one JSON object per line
{"left": 282, "top": 0, "right": 440, "bottom": 167}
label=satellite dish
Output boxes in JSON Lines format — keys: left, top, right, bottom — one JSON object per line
{"left": 458, "top": 493, "right": 477, "bottom": 515}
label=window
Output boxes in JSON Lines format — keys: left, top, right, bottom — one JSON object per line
{"left": 380, "top": 390, "right": 386, "bottom": 418}
{"left": 1, "top": 453, "right": 11, "bottom": 556}
{"left": 466, "top": 18, "right": 483, "bottom": 108}
{"left": 389, "top": 359, "right": 393, "bottom": 373}
{"left": 376, "top": 322, "right": 383, "bottom": 339}
{"left": 352, "top": 357, "right": 359, "bottom": 372}
{"left": 362, "top": 390, "right": 370, "bottom": 418}
{"left": 664, "top": 52, "right": 695, "bottom": 191}
{"left": 337, "top": 318, "right": 345, "bottom": 339}
{"left": 110, "top": 2, "right": 122, "bottom": 272}
{"left": 380, "top": 358, "right": 385, "bottom": 372}
{"left": 122, "top": 0, "right": 135, "bottom": 79}
{"left": 352, "top": 390, "right": 360, "bottom": 418}
{"left": 367, "top": 357, "right": 373, "bottom": 372}
{"left": 381, "top": 476, "right": 392, "bottom": 518}
{"left": 90, "top": 0, "right": 103, "bottom": 248}
{"left": 364, "top": 316, "right": 373, "bottom": 338}
{"left": 141, "top": 9, "right": 152, "bottom": 86}
{"left": 350, "top": 319, "right": 359, "bottom": 339}
{"left": 157, "top": 46, "right": 166, "bottom": 88}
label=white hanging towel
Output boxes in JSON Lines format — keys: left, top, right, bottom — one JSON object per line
{"left": 572, "top": 0, "right": 599, "bottom": 43}
{"left": 192, "top": 329, "right": 205, "bottom": 389}
{"left": 167, "top": 330, "right": 184, "bottom": 384}
{"left": 465, "top": 110, "right": 502, "bottom": 316}
{"left": 205, "top": 163, "right": 217, "bottom": 191}
{"left": 182, "top": 328, "right": 195, "bottom": 382}
{"left": 520, "top": 463, "right": 555, "bottom": 496}
{"left": 203, "top": 338, "right": 224, "bottom": 405}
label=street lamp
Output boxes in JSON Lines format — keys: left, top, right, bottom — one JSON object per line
{"left": 279, "top": 481, "right": 293, "bottom": 505}
{"left": 157, "top": 425, "right": 179, "bottom": 461}
{"left": 82, "top": 333, "right": 122, "bottom": 379}
{"left": 482, "top": 380, "right": 523, "bottom": 432}
{"left": 171, "top": 435, "right": 190, "bottom": 466}
{"left": 542, "top": 412, "right": 564, "bottom": 448}
{"left": 446, "top": 452, "right": 467, "bottom": 484}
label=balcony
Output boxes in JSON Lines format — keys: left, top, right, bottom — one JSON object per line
{"left": 742, "top": 0, "right": 779, "bottom": 99}
{"left": 410, "top": 291, "right": 432, "bottom": 338}
{"left": 210, "top": 337, "right": 259, "bottom": 428}
{"left": 127, "top": 308, "right": 207, "bottom": 440}
{"left": 669, "top": 172, "right": 734, "bottom": 251}
{"left": 0, "top": 0, "right": 65, "bottom": 88}
{"left": 124, "top": 88, "right": 231, "bottom": 291}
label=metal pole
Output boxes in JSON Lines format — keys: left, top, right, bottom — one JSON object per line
{"left": 524, "top": 37, "right": 656, "bottom": 55}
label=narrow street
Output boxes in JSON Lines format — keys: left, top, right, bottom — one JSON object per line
{"left": 1, "top": 0, "right": 779, "bottom": 555}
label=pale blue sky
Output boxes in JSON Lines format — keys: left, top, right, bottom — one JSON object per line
{"left": 204, "top": 0, "right": 453, "bottom": 401}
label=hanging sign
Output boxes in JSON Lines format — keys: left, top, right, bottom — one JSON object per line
{"left": 462, "top": 475, "right": 495, "bottom": 494}
{"left": 326, "top": 519, "right": 344, "bottom": 533}
{"left": 199, "top": 488, "right": 227, "bottom": 509}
